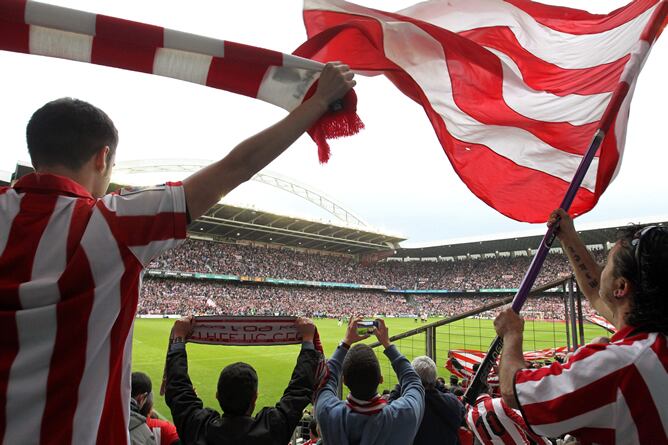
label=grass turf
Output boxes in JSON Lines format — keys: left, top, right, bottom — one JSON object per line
{"left": 132, "top": 317, "right": 609, "bottom": 420}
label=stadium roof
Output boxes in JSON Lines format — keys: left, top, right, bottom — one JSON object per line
{"left": 190, "top": 202, "right": 405, "bottom": 254}
{"left": 397, "top": 216, "right": 668, "bottom": 258}
{"left": 112, "top": 159, "right": 372, "bottom": 228}
{"left": 109, "top": 159, "right": 405, "bottom": 254}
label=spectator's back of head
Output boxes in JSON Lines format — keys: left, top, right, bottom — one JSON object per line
{"left": 412, "top": 356, "right": 437, "bottom": 388}
{"left": 449, "top": 375, "right": 459, "bottom": 386}
{"left": 131, "top": 372, "right": 154, "bottom": 416}
{"left": 27, "top": 97, "right": 118, "bottom": 171}
{"left": 131, "top": 372, "right": 152, "bottom": 398}
{"left": 342, "top": 344, "right": 382, "bottom": 400}
{"left": 217, "top": 362, "right": 258, "bottom": 416}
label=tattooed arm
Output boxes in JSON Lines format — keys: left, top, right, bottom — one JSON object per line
{"left": 548, "top": 209, "right": 614, "bottom": 323}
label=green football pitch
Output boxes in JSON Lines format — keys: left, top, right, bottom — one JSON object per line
{"left": 132, "top": 317, "right": 609, "bottom": 420}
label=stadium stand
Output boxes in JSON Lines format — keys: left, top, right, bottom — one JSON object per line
{"left": 148, "top": 238, "right": 606, "bottom": 290}
{"left": 101, "top": 159, "right": 663, "bottom": 320}
{"left": 140, "top": 279, "right": 572, "bottom": 318}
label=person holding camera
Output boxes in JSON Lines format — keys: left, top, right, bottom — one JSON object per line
{"left": 314, "top": 316, "right": 425, "bottom": 445}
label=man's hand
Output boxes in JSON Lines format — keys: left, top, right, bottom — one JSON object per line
{"left": 295, "top": 317, "right": 316, "bottom": 343}
{"left": 373, "top": 318, "right": 391, "bottom": 349}
{"left": 343, "top": 316, "right": 371, "bottom": 346}
{"left": 547, "top": 208, "right": 577, "bottom": 242}
{"left": 494, "top": 307, "right": 525, "bottom": 340}
{"left": 311, "top": 62, "right": 356, "bottom": 110}
{"left": 170, "top": 316, "right": 194, "bottom": 342}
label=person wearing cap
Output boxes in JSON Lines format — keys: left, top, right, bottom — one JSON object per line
{"left": 494, "top": 209, "right": 668, "bottom": 442}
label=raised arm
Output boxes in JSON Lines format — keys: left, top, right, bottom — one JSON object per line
{"left": 375, "top": 319, "right": 425, "bottom": 431}
{"left": 262, "top": 318, "right": 319, "bottom": 443}
{"left": 164, "top": 317, "right": 217, "bottom": 442}
{"left": 183, "top": 62, "right": 355, "bottom": 220}
{"left": 548, "top": 209, "right": 613, "bottom": 322}
{"left": 494, "top": 308, "right": 525, "bottom": 409}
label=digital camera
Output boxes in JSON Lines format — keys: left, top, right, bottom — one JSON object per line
{"left": 356, "top": 320, "right": 378, "bottom": 335}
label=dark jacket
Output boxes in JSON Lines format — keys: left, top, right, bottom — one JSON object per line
{"left": 390, "top": 383, "right": 465, "bottom": 445}
{"left": 165, "top": 342, "right": 318, "bottom": 445}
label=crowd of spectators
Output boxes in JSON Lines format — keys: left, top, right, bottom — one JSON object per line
{"left": 140, "top": 238, "right": 601, "bottom": 318}
{"left": 148, "top": 239, "right": 607, "bottom": 290}
{"left": 140, "top": 280, "right": 416, "bottom": 317}
{"left": 139, "top": 278, "right": 582, "bottom": 319}
{"left": 411, "top": 294, "right": 575, "bottom": 320}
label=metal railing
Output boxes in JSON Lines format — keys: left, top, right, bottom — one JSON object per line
{"left": 362, "top": 276, "right": 609, "bottom": 394}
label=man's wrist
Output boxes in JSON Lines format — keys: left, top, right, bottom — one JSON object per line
{"left": 503, "top": 331, "right": 523, "bottom": 343}
{"left": 381, "top": 341, "right": 392, "bottom": 349}
{"left": 303, "top": 94, "right": 330, "bottom": 115}
{"left": 170, "top": 335, "right": 187, "bottom": 345}
{"left": 339, "top": 340, "right": 351, "bottom": 350}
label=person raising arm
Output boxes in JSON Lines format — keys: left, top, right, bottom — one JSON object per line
{"left": 547, "top": 208, "right": 613, "bottom": 322}
{"left": 183, "top": 62, "right": 355, "bottom": 220}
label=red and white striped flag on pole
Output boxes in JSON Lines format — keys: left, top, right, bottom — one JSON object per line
{"left": 0, "top": 0, "right": 363, "bottom": 162}
{"left": 296, "top": 0, "right": 667, "bottom": 222}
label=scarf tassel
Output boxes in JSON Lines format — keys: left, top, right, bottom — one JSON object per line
{"left": 305, "top": 87, "right": 365, "bottom": 163}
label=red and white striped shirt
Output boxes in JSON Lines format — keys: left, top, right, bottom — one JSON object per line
{"left": 0, "top": 173, "right": 187, "bottom": 445}
{"left": 466, "top": 394, "right": 550, "bottom": 445}
{"left": 515, "top": 326, "right": 668, "bottom": 444}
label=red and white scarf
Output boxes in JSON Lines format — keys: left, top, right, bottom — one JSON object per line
{"left": 160, "top": 316, "right": 328, "bottom": 396}
{"left": 188, "top": 315, "right": 319, "bottom": 346}
{"left": 346, "top": 394, "right": 387, "bottom": 415}
{"left": 0, "top": 0, "right": 363, "bottom": 162}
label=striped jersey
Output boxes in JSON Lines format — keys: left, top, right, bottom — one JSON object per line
{"left": 515, "top": 326, "right": 668, "bottom": 444}
{"left": 0, "top": 173, "right": 187, "bottom": 445}
{"left": 466, "top": 394, "right": 550, "bottom": 445}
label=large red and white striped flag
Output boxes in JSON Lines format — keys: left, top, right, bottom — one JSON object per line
{"left": 0, "top": 0, "right": 363, "bottom": 162}
{"left": 296, "top": 0, "right": 667, "bottom": 222}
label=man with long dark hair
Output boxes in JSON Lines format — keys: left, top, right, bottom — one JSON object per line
{"left": 495, "top": 209, "right": 668, "bottom": 442}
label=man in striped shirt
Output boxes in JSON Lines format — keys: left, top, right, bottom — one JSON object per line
{"left": 494, "top": 209, "right": 668, "bottom": 444}
{"left": 0, "top": 62, "right": 354, "bottom": 445}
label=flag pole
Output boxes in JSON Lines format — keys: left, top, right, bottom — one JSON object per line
{"left": 462, "top": 129, "right": 602, "bottom": 405}
{"left": 463, "top": 2, "right": 667, "bottom": 406}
